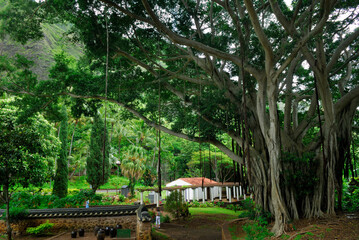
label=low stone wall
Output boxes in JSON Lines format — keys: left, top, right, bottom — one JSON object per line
{"left": 0, "top": 205, "right": 154, "bottom": 239}
{"left": 0, "top": 215, "right": 137, "bottom": 235}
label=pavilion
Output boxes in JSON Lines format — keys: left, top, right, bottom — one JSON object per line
{"left": 138, "top": 177, "right": 245, "bottom": 207}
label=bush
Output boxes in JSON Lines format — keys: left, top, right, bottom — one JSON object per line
{"left": 26, "top": 221, "right": 54, "bottom": 236}
{"left": 164, "top": 191, "right": 190, "bottom": 219}
{"left": 1, "top": 207, "right": 29, "bottom": 223}
{"left": 243, "top": 221, "right": 273, "bottom": 240}
{"left": 160, "top": 215, "right": 170, "bottom": 223}
{"left": 238, "top": 199, "right": 271, "bottom": 226}
{"left": 343, "top": 186, "right": 359, "bottom": 212}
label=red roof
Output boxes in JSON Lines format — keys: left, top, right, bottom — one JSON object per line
{"left": 178, "top": 177, "right": 218, "bottom": 185}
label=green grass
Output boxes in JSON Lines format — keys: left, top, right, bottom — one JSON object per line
{"left": 189, "top": 207, "right": 241, "bottom": 218}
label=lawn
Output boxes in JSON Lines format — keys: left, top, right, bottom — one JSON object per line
{"left": 189, "top": 207, "right": 241, "bottom": 220}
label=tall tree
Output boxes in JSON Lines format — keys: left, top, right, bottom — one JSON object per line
{"left": 52, "top": 105, "right": 69, "bottom": 198}
{"left": 0, "top": 97, "right": 59, "bottom": 240}
{"left": 86, "top": 114, "right": 110, "bottom": 192}
{"left": 1, "top": 0, "right": 359, "bottom": 236}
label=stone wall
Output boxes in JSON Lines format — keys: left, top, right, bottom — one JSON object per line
{"left": 136, "top": 220, "right": 152, "bottom": 240}
{"left": 0, "top": 215, "right": 137, "bottom": 235}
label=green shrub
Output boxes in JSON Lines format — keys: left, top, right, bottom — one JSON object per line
{"left": 226, "top": 204, "right": 241, "bottom": 212}
{"left": 343, "top": 186, "right": 359, "bottom": 212}
{"left": 160, "top": 215, "right": 170, "bottom": 223}
{"left": 238, "top": 199, "right": 271, "bottom": 226}
{"left": 26, "top": 221, "right": 54, "bottom": 236}
{"left": 188, "top": 200, "right": 200, "bottom": 208}
{"left": 243, "top": 222, "right": 273, "bottom": 240}
{"left": 164, "top": 191, "right": 190, "bottom": 219}
{"left": 1, "top": 207, "right": 29, "bottom": 223}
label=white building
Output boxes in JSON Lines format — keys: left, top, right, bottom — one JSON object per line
{"left": 165, "top": 177, "right": 221, "bottom": 202}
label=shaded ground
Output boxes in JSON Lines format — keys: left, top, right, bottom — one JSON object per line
{"left": 155, "top": 213, "right": 234, "bottom": 240}
{"left": 155, "top": 212, "right": 359, "bottom": 240}
{"left": 278, "top": 212, "right": 359, "bottom": 240}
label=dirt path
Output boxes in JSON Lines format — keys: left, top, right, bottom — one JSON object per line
{"left": 154, "top": 214, "right": 233, "bottom": 240}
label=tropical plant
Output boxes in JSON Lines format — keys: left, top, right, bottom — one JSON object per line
{"left": 121, "top": 145, "right": 146, "bottom": 196}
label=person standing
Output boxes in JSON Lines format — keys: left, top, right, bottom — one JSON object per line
{"left": 155, "top": 207, "right": 161, "bottom": 228}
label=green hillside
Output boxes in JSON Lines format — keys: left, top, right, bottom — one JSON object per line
{"left": 0, "top": 22, "right": 83, "bottom": 80}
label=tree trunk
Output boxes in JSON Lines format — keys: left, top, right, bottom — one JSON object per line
{"left": 4, "top": 184, "right": 12, "bottom": 240}
{"left": 267, "top": 81, "right": 289, "bottom": 236}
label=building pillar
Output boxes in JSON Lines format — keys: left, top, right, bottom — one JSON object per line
{"left": 233, "top": 186, "right": 236, "bottom": 199}
{"left": 205, "top": 187, "right": 208, "bottom": 200}
{"left": 156, "top": 192, "right": 159, "bottom": 207}
{"left": 236, "top": 187, "right": 239, "bottom": 200}
{"left": 226, "top": 187, "right": 229, "bottom": 200}
{"left": 202, "top": 188, "right": 205, "bottom": 203}
{"left": 210, "top": 187, "right": 214, "bottom": 201}
{"left": 140, "top": 191, "right": 144, "bottom": 205}
{"left": 229, "top": 188, "right": 232, "bottom": 203}
{"left": 219, "top": 187, "right": 222, "bottom": 201}
{"left": 240, "top": 186, "right": 243, "bottom": 197}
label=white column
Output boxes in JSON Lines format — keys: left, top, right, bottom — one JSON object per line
{"left": 229, "top": 188, "right": 232, "bottom": 203}
{"left": 240, "top": 186, "right": 243, "bottom": 197}
{"left": 196, "top": 188, "right": 199, "bottom": 201}
{"left": 226, "top": 187, "right": 229, "bottom": 200}
{"left": 233, "top": 186, "right": 236, "bottom": 199}
{"left": 219, "top": 187, "right": 222, "bottom": 200}
{"left": 202, "top": 188, "right": 205, "bottom": 203}
{"left": 140, "top": 192, "right": 144, "bottom": 205}
{"left": 236, "top": 187, "right": 239, "bottom": 200}
{"left": 192, "top": 188, "right": 195, "bottom": 202}
{"left": 211, "top": 187, "right": 214, "bottom": 201}
{"left": 205, "top": 187, "right": 208, "bottom": 200}
{"left": 156, "top": 192, "right": 159, "bottom": 207}
{"left": 244, "top": 194, "right": 246, "bottom": 200}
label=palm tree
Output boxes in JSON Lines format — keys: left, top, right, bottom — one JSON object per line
{"left": 120, "top": 145, "right": 146, "bottom": 196}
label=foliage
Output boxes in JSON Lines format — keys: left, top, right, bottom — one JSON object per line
{"left": 86, "top": 114, "right": 110, "bottom": 191}
{"left": 242, "top": 221, "right": 273, "bottom": 240}
{"left": 160, "top": 215, "right": 170, "bottom": 223}
{"left": 26, "top": 221, "right": 54, "bottom": 236}
{"left": 238, "top": 199, "right": 272, "bottom": 226}
{"left": 164, "top": 191, "right": 189, "bottom": 219}
{"left": 281, "top": 152, "right": 318, "bottom": 200}
{"left": 1, "top": 189, "right": 103, "bottom": 209}
{"left": 0, "top": 97, "right": 59, "bottom": 239}
{"left": 121, "top": 145, "right": 146, "bottom": 196}
{"left": 1, "top": 207, "right": 29, "bottom": 223}
{"left": 53, "top": 105, "right": 68, "bottom": 198}
{"left": 342, "top": 182, "right": 359, "bottom": 212}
